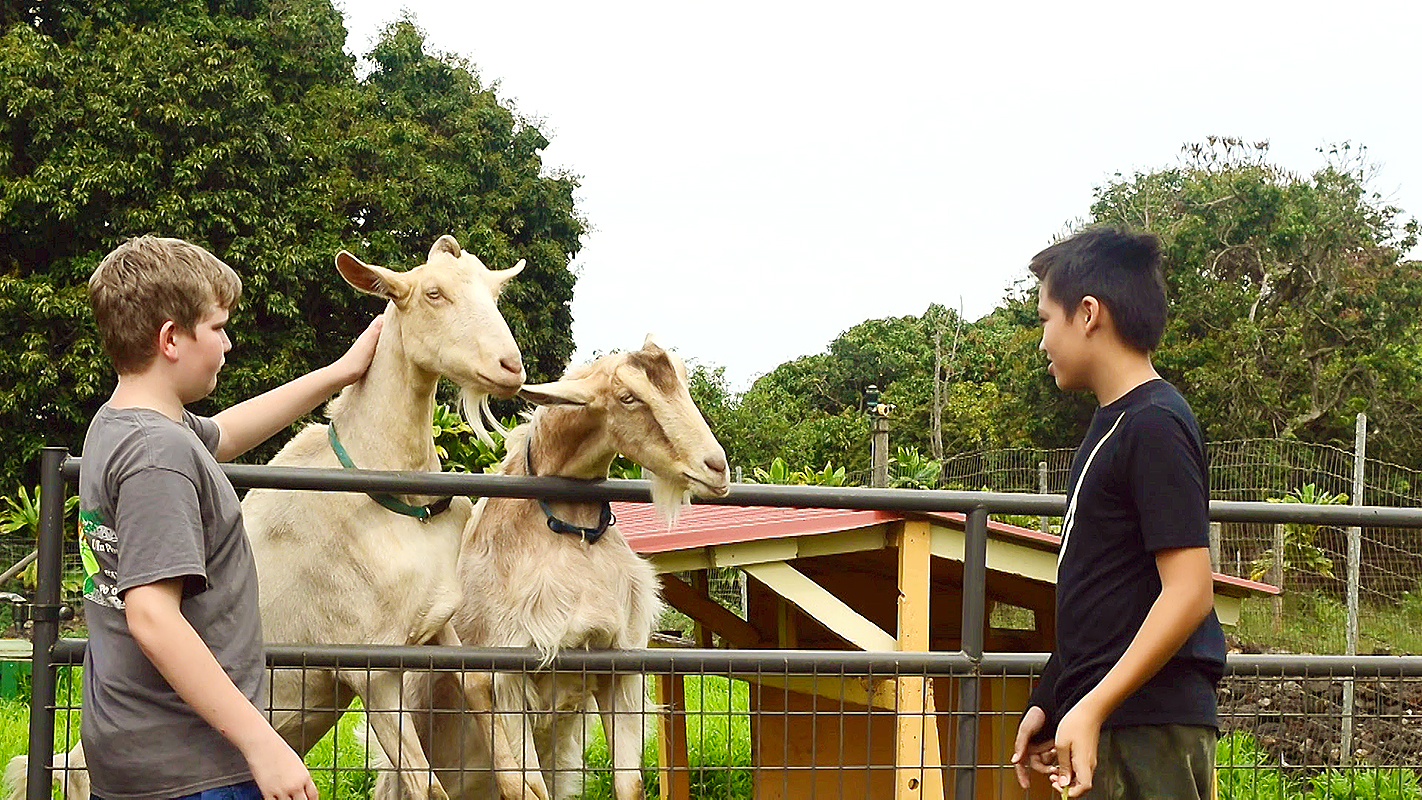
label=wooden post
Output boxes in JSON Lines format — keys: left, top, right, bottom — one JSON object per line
{"left": 655, "top": 674, "right": 691, "bottom": 800}
{"left": 872, "top": 414, "right": 891, "bottom": 488}
{"left": 1038, "top": 461, "right": 1049, "bottom": 534}
{"left": 896, "top": 521, "right": 944, "bottom": 800}
{"left": 691, "top": 570, "right": 714, "bottom": 648}
{"left": 1342, "top": 411, "right": 1366, "bottom": 766}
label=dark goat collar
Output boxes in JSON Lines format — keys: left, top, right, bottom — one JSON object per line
{"left": 525, "top": 427, "right": 614, "bottom": 544}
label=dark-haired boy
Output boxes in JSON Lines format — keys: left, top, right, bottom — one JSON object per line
{"left": 1010, "top": 227, "right": 1225, "bottom": 798}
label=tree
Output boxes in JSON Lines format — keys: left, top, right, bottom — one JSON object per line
{"left": 0, "top": 3, "right": 584, "bottom": 488}
{"left": 1089, "top": 138, "right": 1422, "bottom": 461}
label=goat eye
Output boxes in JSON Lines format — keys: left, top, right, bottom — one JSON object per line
{"left": 618, "top": 392, "right": 638, "bottom": 405}
{"left": 424, "top": 288, "right": 443, "bottom": 300}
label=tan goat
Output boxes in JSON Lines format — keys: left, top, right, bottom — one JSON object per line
{"left": 5, "top": 236, "right": 545, "bottom": 800}
{"left": 372, "top": 338, "right": 730, "bottom": 800}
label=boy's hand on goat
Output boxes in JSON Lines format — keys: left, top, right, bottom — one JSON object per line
{"left": 330, "top": 315, "right": 384, "bottom": 385}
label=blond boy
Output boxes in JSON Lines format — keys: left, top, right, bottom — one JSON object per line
{"left": 80, "top": 236, "right": 382, "bottom": 800}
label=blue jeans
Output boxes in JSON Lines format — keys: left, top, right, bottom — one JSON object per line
{"left": 93, "top": 780, "right": 261, "bottom": 800}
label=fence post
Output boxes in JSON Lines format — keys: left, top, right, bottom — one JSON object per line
{"left": 953, "top": 508, "right": 987, "bottom": 800}
{"left": 1208, "top": 522, "right": 1221, "bottom": 573}
{"left": 1038, "top": 461, "right": 1049, "bottom": 534}
{"left": 1342, "top": 412, "right": 1366, "bottom": 766}
{"left": 1272, "top": 523, "right": 1285, "bottom": 633}
{"left": 27, "top": 448, "right": 69, "bottom": 800}
{"left": 872, "top": 414, "right": 890, "bottom": 489}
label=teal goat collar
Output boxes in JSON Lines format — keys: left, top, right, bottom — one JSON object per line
{"left": 327, "top": 422, "right": 454, "bottom": 522}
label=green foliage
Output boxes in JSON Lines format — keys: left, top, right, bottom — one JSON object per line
{"left": 0, "top": 3, "right": 584, "bottom": 490}
{"left": 0, "top": 485, "right": 78, "bottom": 538}
{"left": 1250, "top": 484, "right": 1347, "bottom": 583}
{"left": 1305, "top": 768, "right": 1422, "bottom": 800}
{"left": 1092, "top": 138, "right": 1422, "bottom": 465}
{"left": 744, "top": 457, "right": 846, "bottom": 487}
{"left": 1, "top": 484, "right": 80, "bottom": 593}
{"left": 888, "top": 446, "right": 941, "bottom": 489}
{"left": 432, "top": 403, "right": 513, "bottom": 474}
{"left": 1217, "top": 730, "right": 1300, "bottom": 800}
{"left": 1216, "top": 730, "right": 1422, "bottom": 800}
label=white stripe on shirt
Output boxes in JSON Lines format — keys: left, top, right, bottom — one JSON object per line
{"left": 1058, "top": 412, "right": 1127, "bottom": 568}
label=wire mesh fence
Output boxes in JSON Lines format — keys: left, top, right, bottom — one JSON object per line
{"left": 20, "top": 450, "right": 1422, "bottom": 800}
{"left": 932, "top": 438, "right": 1422, "bottom": 654}
{"left": 30, "top": 648, "right": 1422, "bottom": 800}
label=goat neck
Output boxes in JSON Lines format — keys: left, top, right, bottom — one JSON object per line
{"left": 512, "top": 407, "right": 619, "bottom": 532}
{"left": 327, "top": 309, "right": 442, "bottom": 473}
{"left": 520, "top": 406, "right": 620, "bottom": 481}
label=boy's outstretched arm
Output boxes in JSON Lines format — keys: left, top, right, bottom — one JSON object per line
{"left": 125, "top": 580, "right": 317, "bottom": 800}
{"left": 1050, "top": 545, "right": 1216, "bottom": 797}
{"left": 214, "top": 316, "right": 383, "bottom": 461}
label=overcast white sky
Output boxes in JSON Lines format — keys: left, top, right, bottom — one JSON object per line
{"left": 337, "top": 0, "right": 1422, "bottom": 389}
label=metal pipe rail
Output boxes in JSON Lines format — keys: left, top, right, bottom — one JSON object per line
{"left": 49, "top": 638, "right": 1422, "bottom": 678}
{"left": 57, "top": 455, "right": 1422, "bottom": 526}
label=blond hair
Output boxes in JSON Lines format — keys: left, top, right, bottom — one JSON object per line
{"left": 88, "top": 236, "right": 242, "bottom": 374}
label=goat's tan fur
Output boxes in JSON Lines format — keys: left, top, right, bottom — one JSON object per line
{"left": 371, "top": 338, "right": 730, "bottom": 800}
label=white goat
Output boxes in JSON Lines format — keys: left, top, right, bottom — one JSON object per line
{"left": 7, "top": 236, "right": 544, "bottom": 800}
{"left": 372, "top": 337, "right": 730, "bottom": 800}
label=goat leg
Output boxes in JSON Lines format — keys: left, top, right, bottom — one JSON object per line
{"left": 435, "top": 624, "right": 550, "bottom": 800}
{"left": 595, "top": 674, "right": 647, "bottom": 800}
{"left": 348, "top": 670, "right": 451, "bottom": 800}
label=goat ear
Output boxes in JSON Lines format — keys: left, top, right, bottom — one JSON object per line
{"left": 492, "top": 259, "right": 525, "bottom": 293}
{"left": 428, "top": 235, "right": 462, "bottom": 261}
{"left": 518, "top": 376, "right": 598, "bottom": 407}
{"left": 336, "top": 251, "right": 412, "bottom": 305}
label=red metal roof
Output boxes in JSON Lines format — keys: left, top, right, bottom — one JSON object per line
{"left": 613, "top": 501, "right": 1279, "bottom": 596}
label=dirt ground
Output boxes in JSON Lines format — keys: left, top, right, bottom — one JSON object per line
{"left": 1221, "top": 634, "right": 1422, "bottom": 770}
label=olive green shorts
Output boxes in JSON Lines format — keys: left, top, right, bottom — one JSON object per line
{"left": 1089, "top": 724, "right": 1217, "bottom": 799}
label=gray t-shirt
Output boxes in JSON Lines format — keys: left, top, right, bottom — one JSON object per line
{"left": 79, "top": 405, "right": 263, "bottom": 800}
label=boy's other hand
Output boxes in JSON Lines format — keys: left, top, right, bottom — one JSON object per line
{"left": 1050, "top": 703, "right": 1102, "bottom": 797}
{"left": 245, "top": 732, "right": 318, "bottom": 800}
{"left": 330, "top": 315, "right": 384, "bottom": 386}
{"left": 1011, "top": 705, "right": 1058, "bottom": 789}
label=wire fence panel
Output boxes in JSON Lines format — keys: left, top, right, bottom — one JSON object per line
{"left": 30, "top": 646, "right": 1422, "bottom": 800}
{"left": 21, "top": 450, "right": 1422, "bottom": 800}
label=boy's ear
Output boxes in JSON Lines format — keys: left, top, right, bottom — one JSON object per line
{"left": 156, "top": 320, "right": 181, "bottom": 361}
{"left": 335, "top": 251, "right": 413, "bottom": 307}
{"left": 1080, "top": 295, "right": 1103, "bottom": 334}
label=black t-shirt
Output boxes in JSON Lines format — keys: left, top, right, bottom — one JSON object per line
{"left": 1028, "top": 379, "right": 1225, "bottom": 736}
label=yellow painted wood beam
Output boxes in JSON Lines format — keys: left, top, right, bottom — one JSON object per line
{"left": 896, "top": 520, "right": 945, "bottom": 800}
{"left": 743, "top": 561, "right": 897, "bottom": 651}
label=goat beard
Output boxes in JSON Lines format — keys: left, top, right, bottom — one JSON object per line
{"left": 459, "top": 389, "right": 508, "bottom": 448}
{"left": 645, "top": 469, "right": 692, "bottom": 530}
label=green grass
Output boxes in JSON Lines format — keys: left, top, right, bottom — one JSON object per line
{"left": 0, "top": 672, "right": 752, "bottom": 800}
{"left": 569, "top": 675, "right": 752, "bottom": 800}
{"left": 1217, "top": 731, "right": 1422, "bottom": 800}
{"left": 1234, "top": 590, "right": 1422, "bottom": 655}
